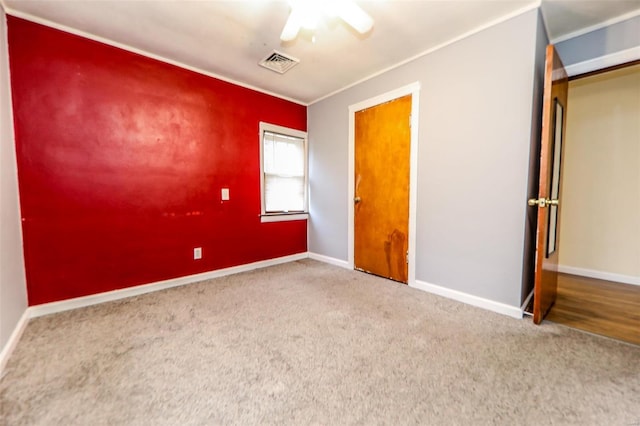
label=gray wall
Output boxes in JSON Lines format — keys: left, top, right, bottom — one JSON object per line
{"left": 309, "top": 10, "right": 541, "bottom": 307}
{"left": 0, "top": 8, "right": 28, "bottom": 360}
{"left": 555, "top": 15, "right": 640, "bottom": 66}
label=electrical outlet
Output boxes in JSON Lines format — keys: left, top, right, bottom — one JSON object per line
{"left": 193, "top": 247, "right": 202, "bottom": 260}
{"left": 221, "top": 188, "right": 230, "bottom": 201}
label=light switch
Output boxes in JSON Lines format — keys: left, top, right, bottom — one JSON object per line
{"left": 221, "top": 188, "right": 230, "bottom": 201}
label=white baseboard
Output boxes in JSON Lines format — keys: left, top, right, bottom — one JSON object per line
{"left": 565, "top": 46, "right": 640, "bottom": 77}
{"left": 307, "top": 252, "right": 351, "bottom": 269}
{"left": 5, "top": 252, "right": 530, "bottom": 374}
{"left": 521, "top": 289, "right": 534, "bottom": 311}
{"left": 558, "top": 265, "right": 640, "bottom": 286}
{"left": 29, "top": 252, "right": 308, "bottom": 318}
{"left": 1, "top": 253, "right": 308, "bottom": 375}
{"left": 0, "top": 309, "right": 30, "bottom": 376}
{"left": 411, "top": 280, "right": 523, "bottom": 319}
{"left": 520, "top": 289, "right": 534, "bottom": 317}
{"left": 308, "top": 255, "right": 524, "bottom": 318}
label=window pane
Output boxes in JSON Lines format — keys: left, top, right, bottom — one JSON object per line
{"left": 274, "top": 140, "right": 304, "bottom": 176}
{"left": 263, "top": 133, "right": 275, "bottom": 174}
{"left": 265, "top": 175, "right": 305, "bottom": 212}
{"left": 262, "top": 129, "right": 306, "bottom": 213}
{"left": 264, "top": 132, "right": 304, "bottom": 177}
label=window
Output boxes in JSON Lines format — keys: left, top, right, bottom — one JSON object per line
{"left": 259, "top": 122, "right": 308, "bottom": 222}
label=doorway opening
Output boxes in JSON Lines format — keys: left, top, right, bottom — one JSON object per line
{"left": 528, "top": 61, "right": 640, "bottom": 343}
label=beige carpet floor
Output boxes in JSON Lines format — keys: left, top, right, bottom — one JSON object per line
{"left": 1, "top": 259, "right": 639, "bottom": 425}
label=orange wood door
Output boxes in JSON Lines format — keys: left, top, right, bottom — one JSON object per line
{"left": 532, "top": 45, "right": 569, "bottom": 324}
{"left": 354, "top": 95, "right": 411, "bottom": 283}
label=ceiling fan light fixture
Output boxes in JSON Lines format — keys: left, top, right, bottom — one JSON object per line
{"left": 280, "top": 0, "right": 373, "bottom": 42}
{"left": 335, "top": 1, "right": 374, "bottom": 34}
{"left": 280, "top": 8, "right": 302, "bottom": 41}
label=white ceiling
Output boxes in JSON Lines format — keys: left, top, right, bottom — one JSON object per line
{"left": 3, "top": 0, "right": 640, "bottom": 104}
{"left": 541, "top": 0, "right": 640, "bottom": 41}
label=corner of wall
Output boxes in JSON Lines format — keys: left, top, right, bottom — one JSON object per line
{"left": 0, "top": 5, "right": 30, "bottom": 372}
{"left": 519, "top": 8, "right": 549, "bottom": 305}
{"left": 536, "top": 6, "right": 551, "bottom": 45}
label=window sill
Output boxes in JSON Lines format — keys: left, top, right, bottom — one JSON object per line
{"left": 260, "top": 213, "right": 309, "bottom": 223}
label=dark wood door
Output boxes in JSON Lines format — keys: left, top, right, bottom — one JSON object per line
{"left": 354, "top": 95, "right": 411, "bottom": 283}
{"left": 532, "top": 45, "right": 569, "bottom": 324}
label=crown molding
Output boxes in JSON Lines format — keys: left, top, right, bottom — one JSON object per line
{"left": 310, "top": 0, "right": 541, "bottom": 105}
{"left": 551, "top": 8, "right": 640, "bottom": 44}
{"left": 3, "top": 7, "right": 308, "bottom": 106}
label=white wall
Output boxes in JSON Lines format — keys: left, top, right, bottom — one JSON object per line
{"left": 559, "top": 64, "right": 640, "bottom": 279}
{"left": 0, "top": 7, "right": 29, "bottom": 366}
{"left": 309, "top": 9, "right": 541, "bottom": 308}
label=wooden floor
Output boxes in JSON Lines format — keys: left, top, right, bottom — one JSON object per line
{"left": 545, "top": 273, "right": 640, "bottom": 345}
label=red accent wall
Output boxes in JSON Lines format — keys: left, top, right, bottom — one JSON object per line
{"left": 8, "top": 17, "right": 307, "bottom": 306}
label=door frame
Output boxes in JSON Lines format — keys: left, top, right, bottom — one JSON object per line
{"left": 347, "top": 82, "right": 421, "bottom": 285}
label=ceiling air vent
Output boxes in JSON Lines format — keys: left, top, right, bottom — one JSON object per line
{"left": 259, "top": 50, "right": 300, "bottom": 74}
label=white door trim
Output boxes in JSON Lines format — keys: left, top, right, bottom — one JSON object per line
{"left": 347, "top": 82, "right": 421, "bottom": 285}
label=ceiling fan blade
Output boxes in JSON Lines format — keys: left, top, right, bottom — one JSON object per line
{"left": 280, "top": 9, "right": 302, "bottom": 41}
{"left": 336, "top": 1, "right": 373, "bottom": 34}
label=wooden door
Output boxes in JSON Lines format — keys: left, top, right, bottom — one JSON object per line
{"left": 354, "top": 95, "right": 411, "bottom": 283}
{"left": 531, "top": 45, "right": 569, "bottom": 324}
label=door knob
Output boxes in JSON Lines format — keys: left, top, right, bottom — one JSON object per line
{"left": 354, "top": 196, "right": 362, "bottom": 204}
{"left": 528, "top": 198, "right": 559, "bottom": 208}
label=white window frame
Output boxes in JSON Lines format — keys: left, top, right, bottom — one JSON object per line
{"left": 259, "top": 122, "right": 309, "bottom": 223}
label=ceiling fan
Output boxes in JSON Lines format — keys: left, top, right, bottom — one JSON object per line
{"left": 280, "top": 0, "right": 374, "bottom": 42}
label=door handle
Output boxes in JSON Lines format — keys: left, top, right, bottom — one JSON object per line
{"left": 354, "top": 196, "right": 362, "bottom": 204}
{"left": 528, "top": 198, "right": 559, "bottom": 208}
